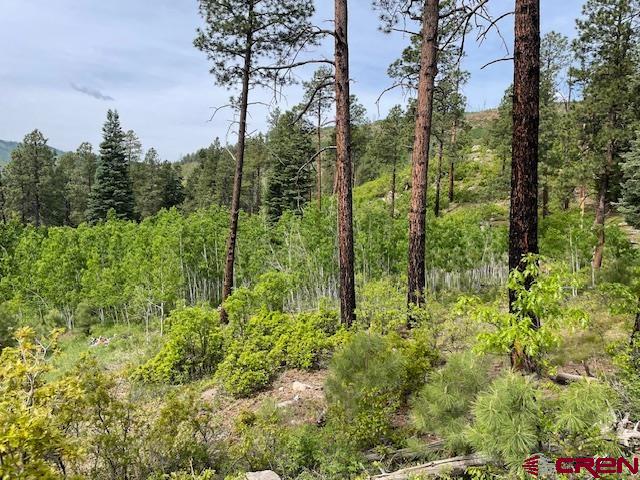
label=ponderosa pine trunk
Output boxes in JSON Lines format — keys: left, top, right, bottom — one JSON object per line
{"left": 542, "top": 182, "right": 549, "bottom": 218}
{"left": 407, "top": 0, "right": 439, "bottom": 311}
{"left": 509, "top": 0, "right": 540, "bottom": 373}
{"left": 219, "top": 31, "right": 253, "bottom": 323}
{"left": 593, "top": 139, "right": 614, "bottom": 271}
{"left": 434, "top": 139, "right": 444, "bottom": 217}
{"left": 448, "top": 120, "right": 457, "bottom": 203}
{"left": 390, "top": 157, "right": 397, "bottom": 218}
{"left": 334, "top": 0, "right": 356, "bottom": 326}
{"left": 317, "top": 105, "right": 323, "bottom": 210}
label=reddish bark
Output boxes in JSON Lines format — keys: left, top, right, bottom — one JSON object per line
{"left": 509, "top": 0, "right": 540, "bottom": 373}
{"left": 407, "top": 0, "right": 439, "bottom": 310}
{"left": 219, "top": 25, "right": 253, "bottom": 323}
{"left": 593, "top": 140, "right": 614, "bottom": 271}
{"left": 334, "top": 0, "right": 356, "bottom": 326}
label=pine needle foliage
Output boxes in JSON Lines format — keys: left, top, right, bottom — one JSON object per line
{"left": 411, "top": 352, "right": 490, "bottom": 454}
{"left": 325, "top": 332, "right": 407, "bottom": 448}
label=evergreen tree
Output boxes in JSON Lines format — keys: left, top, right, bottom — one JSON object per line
{"left": 620, "top": 133, "right": 640, "bottom": 228}
{"left": 87, "top": 110, "right": 135, "bottom": 222}
{"left": 123, "top": 129, "right": 142, "bottom": 165}
{"left": 489, "top": 86, "right": 513, "bottom": 177}
{"left": 159, "top": 162, "right": 185, "bottom": 211}
{"left": 132, "top": 148, "right": 164, "bottom": 219}
{"left": 183, "top": 139, "right": 234, "bottom": 212}
{"left": 57, "top": 142, "right": 97, "bottom": 226}
{"left": 539, "top": 31, "right": 571, "bottom": 217}
{"left": 265, "top": 111, "right": 314, "bottom": 221}
{"left": 573, "top": 0, "right": 640, "bottom": 269}
{"left": 194, "top": 0, "right": 318, "bottom": 319}
{"left": 4, "top": 130, "right": 60, "bottom": 226}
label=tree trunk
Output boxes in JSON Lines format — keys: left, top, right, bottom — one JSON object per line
{"left": 542, "top": 182, "right": 549, "bottom": 218}
{"left": 448, "top": 120, "right": 457, "bottom": 203}
{"left": 219, "top": 29, "right": 253, "bottom": 323}
{"left": 371, "top": 454, "right": 490, "bottom": 480}
{"left": 407, "top": 0, "right": 439, "bottom": 311}
{"left": 509, "top": 0, "right": 540, "bottom": 373}
{"left": 593, "top": 140, "right": 614, "bottom": 271}
{"left": 434, "top": 139, "right": 443, "bottom": 217}
{"left": 317, "top": 105, "right": 323, "bottom": 210}
{"left": 390, "top": 158, "right": 397, "bottom": 218}
{"left": 334, "top": 0, "right": 356, "bottom": 327}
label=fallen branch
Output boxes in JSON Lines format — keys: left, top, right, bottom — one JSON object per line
{"left": 549, "top": 372, "right": 594, "bottom": 385}
{"left": 365, "top": 440, "right": 445, "bottom": 462}
{"left": 617, "top": 413, "right": 640, "bottom": 447}
{"left": 371, "top": 453, "right": 491, "bottom": 479}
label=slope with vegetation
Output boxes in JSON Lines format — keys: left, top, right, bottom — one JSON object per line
{"left": 2, "top": 0, "right": 640, "bottom": 479}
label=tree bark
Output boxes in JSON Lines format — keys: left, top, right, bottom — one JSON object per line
{"left": 317, "top": 104, "right": 323, "bottom": 210}
{"left": 434, "top": 139, "right": 443, "bottom": 217}
{"left": 448, "top": 120, "right": 457, "bottom": 203}
{"left": 542, "top": 182, "right": 549, "bottom": 218}
{"left": 219, "top": 26, "right": 253, "bottom": 323}
{"left": 390, "top": 157, "right": 397, "bottom": 218}
{"left": 407, "top": 0, "right": 439, "bottom": 311}
{"left": 334, "top": 0, "right": 356, "bottom": 326}
{"left": 593, "top": 139, "right": 614, "bottom": 271}
{"left": 509, "top": 0, "right": 540, "bottom": 373}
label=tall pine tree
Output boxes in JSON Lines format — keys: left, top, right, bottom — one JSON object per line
{"left": 87, "top": 110, "right": 135, "bottom": 222}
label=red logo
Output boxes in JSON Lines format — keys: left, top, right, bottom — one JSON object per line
{"left": 523, "top": 455, "right": 640, "bottom": 478}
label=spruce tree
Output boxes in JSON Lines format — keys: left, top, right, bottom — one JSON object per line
{"left": 87, "top": 110, "right": 135, "bottom": 222}
{"left": 265, "top": 110, "right": 314, "bottom": 221}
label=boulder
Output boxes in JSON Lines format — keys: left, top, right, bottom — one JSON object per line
{"left": 246, "top": 471, "right": 281, "bottom": 480}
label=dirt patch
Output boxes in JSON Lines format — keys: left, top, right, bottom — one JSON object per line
{"left": 202, "top": 369, "right": 328, "bottom": 431}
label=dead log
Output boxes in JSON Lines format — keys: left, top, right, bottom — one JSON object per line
{"left": 617, "top": 413, "right": 640, "bottom": 447}
{"left": 371, "top": 453, "right": 491, "bottom": 479}
{"left": 549, "top": 372, "right": 594, "bottom": 385}
{"left": 365, "top": 440, "right": 445, "bottom": 462}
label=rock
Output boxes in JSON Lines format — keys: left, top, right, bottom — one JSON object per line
{"left": 276, "top": 395, "right": 300, "bottom": 409}
{"left": 246, "top": 470, "right": 281, "bottom": 480}
{"left": 292, "top": 381, "right": 312, "bottom": 392}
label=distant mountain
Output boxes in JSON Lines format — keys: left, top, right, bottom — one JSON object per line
{"left": 0, "top": 139, "right": 65, "bottom": 166}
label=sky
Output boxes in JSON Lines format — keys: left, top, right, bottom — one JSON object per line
{"left": 0, "top": 0, "right": 586, "bottom": 161}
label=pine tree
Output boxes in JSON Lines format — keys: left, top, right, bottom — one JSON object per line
{"left": 159, "top": 162, "right": 185, "bottom": 211}
{"left": 123, "top": 130, "right": 142, "bottom": 165}
{"left": 4, "top": 130, "right": 60, "bottom": 226}
{"left": 265, "top": 110, "right": 314, "bottom": 221}
{"left": 87, "top": 110, "right": 135, "bottom": 223}
{"left": 539, "top": 31, "right": 571, "bottom": 217}
{"left": 194, "top": 0, "right": 318, "bottom": 320}
{"left": 57, "top": 142, "right": 97, "bottom": 226}
{"left": 132, "top": 148, "right": 164, "bottom": 219}
{"left": 509, "top": 0, "right": 541, "bottom": 374}
{"left": 573, "top": 0, "right": 640, "bottom": 270}
{"left": 489, "top": 87, "right": 513, "bottom": 177}
{"left": 620, "top": 133, "right": 640, "bottom": 228}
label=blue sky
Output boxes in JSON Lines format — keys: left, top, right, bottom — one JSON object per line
{"left": 0, "top": 1, "right": 585, "bottom": 161}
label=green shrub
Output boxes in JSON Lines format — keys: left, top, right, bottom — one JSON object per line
{"left": 411, "top": 352, "right": 489, "bottom": 453}
{"left": 325, "top": 332, "right": 407, "bottom": 448}
{"left": 134, "top": 306, "right": 224, "bottom": 383}
{"left": 229, "top": 402, "right": 321, "bottom": 477}
{"left": 217, "top": 310, "right": 338, "bottom": 397}
{"left": 469, "top": 373, "right": 542, "bottom": 467}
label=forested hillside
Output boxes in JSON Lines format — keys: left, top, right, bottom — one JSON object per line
{"left": 2, "top": 1, "right": 640, "bottom": 480}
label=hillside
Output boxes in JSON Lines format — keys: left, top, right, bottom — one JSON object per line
{"left": 0, "top": 138, "right": 65, "bottom": 165}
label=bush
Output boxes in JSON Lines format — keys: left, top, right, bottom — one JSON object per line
{"left": 134, "top": 306, "right": 224, "bottom": 383}
{"left": 216, "top": 310, "right": 339, "bottom": 397}
{"left": 469, "top": 373, "right": 542, "bottom": 468}
{"left": 411, "top": 352, "right": 489, "bottom": 453}
{"left": 325, "top": 332, "right": 407, "bottom": 448}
